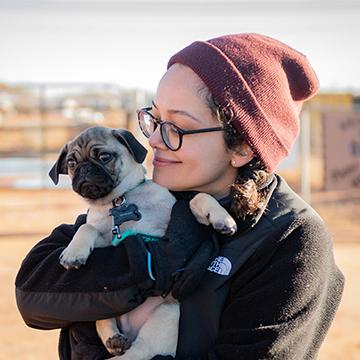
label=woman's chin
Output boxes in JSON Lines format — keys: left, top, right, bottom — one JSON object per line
{"left": 152, "top": 173, "right": 183, "bottom": 191}
{"left": 152, "top": 175, "right": 173, "bottom": 190}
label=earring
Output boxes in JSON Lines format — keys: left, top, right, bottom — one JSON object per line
{"left": 231, "top": 160, "right": 237, "bottom": 167}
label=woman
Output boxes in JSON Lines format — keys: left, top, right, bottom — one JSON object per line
{"left": 16, "top": 33, "right": 344, "bottom": 359}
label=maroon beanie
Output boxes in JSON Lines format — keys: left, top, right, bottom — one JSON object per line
{"left": 167, "top": 33, "right": 319, "bottom": 172}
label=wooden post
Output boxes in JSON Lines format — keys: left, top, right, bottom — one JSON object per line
{"left": 300, "top": 109, "right": 311, "bottom": 203}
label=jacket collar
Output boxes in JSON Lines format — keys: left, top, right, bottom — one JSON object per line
{"left": 237, "top": 173, "right": 277, "bottom": 233}
{"left": 171, "top": 173, "right": 277, "bottom": 235}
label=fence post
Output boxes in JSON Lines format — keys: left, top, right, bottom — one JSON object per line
{"left": 300, "top": 109, "right": 311, "bottom": 203}
{"left": 39, "top": 84, "right": 47, "bottom": 189}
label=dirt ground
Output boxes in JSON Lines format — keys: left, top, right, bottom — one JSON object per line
{"left": 0, "top": 188, "right": 359, "bottom": 360}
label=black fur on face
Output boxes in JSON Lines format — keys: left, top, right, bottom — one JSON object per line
{"left": 72, "top": 160, "right": 115, "bottom": 200}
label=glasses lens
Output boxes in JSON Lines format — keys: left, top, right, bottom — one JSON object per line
{"left": 138, "top": 111, "right": 156, "bottom": 138}
{"left": 161, "top": 123, "right": 181, "bottom": 150}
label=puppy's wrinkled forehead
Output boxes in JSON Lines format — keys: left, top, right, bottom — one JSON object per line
{"left": 68, "top": 127, "right": 122, "bottom": 157}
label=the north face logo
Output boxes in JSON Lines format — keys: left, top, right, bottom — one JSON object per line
{"left": 207, "top": 256, "right": 232, "bottom": 276}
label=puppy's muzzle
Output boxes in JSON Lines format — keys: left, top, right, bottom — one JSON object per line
{"left": 72, "top": 162, "right": 115, "bottom": 199}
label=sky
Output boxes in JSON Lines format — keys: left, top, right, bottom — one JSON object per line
{"left": 0, "top": 0, "right": 359, "bottom": 92}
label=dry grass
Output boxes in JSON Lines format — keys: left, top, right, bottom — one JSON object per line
{"left": 0, "top": 188, "right": 359, "bottom": 359}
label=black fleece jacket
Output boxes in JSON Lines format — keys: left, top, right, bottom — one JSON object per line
{"left": 15, "top": 175, "right": 344, "bottom": 359}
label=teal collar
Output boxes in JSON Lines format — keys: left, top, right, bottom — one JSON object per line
{"left": 112, "top": 228, "right": 161, "bottom": 247}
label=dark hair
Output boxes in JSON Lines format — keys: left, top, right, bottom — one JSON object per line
{"left": 199, "top": 86, "right": 271, "bottom": 219}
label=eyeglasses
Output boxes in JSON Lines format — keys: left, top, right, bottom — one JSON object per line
{"left": 137, "top": 107, "right": 224, "bottom": 151}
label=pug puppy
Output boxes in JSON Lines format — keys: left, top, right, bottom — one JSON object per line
{"left": 49, "top": 126, "right": 237, "bottom": 359}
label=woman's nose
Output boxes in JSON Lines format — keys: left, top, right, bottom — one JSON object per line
{"left": 148, "top": 126, "right": 167, "bottom": 150}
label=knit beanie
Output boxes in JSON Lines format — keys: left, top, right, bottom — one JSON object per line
{"left": 167, "top": 33, "right": 319, "bottom": 172}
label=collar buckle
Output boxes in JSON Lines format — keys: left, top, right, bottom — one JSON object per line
{"left": 112, "top": 195, "right": 125, "bottom": 208}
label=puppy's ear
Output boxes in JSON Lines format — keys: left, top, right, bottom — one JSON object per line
{"left": 49, "top": 144, "right": 69, "bottom": 185}
{"left": 112, "top": 129, "right": 147, "bottom": 164}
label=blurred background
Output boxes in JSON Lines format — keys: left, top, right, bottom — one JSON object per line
{"left": 0, "top": 1, "right": 359, "bottom": 359}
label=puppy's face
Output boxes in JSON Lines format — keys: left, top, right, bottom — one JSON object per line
{"left": 66, "top": 130, "right": 123, "bottom": 200}
{"left": 49, "top": 126, "right": 147, "bottom": 202}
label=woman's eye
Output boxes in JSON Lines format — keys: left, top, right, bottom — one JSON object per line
{"left": 98, "top": 152, "right": 112, "bottom": 163}
{"left": 67, "top": 159, "right": 77, "bottom": 168}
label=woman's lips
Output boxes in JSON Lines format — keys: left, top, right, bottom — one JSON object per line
{"left": 152, "top": 156, "right": 181, "bottom": 167}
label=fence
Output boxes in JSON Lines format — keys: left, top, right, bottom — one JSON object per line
{"left": 0, "top": 83, "right": 151, "bottom": 188}
{"left": 0, "top": 84, "right": 359, "bottom": 199}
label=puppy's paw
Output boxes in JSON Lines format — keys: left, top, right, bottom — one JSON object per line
{"left": 59, "top": 246, "right": 91, "bottom": 270}
{"left": 106, "top": 333, "right": 132, "bottom": 356}
{"left": 190, "top": 193, "right": 237, "bottom": 236}
{"left": 212, "top": 216, "right": 237, "bottom": 236}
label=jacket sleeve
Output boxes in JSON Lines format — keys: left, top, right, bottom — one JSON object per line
{"left": 180, "top": 218, "right": 345, "bottom": 360}
{"left": 15, "top": 214, "right": 154, "bottom": 330}
{"left": 15, "top": 199, "right": 210, "bottom": 331}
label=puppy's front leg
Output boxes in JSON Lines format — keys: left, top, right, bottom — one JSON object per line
{"left": 59, "top": 223, "right": 101, "bottom": 269}
{"left": 190, "top": 193, "right": 237, "bottom": 235}
{"left": 96, "top": 318, "right": 131, "bottom": 356}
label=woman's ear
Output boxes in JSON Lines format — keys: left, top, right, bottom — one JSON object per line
{"left": 230, "top": 143, "right": 254, "bottom": 168}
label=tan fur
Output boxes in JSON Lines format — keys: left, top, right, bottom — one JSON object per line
{"left": 52, "top": 126, "right": 237, "bottom": 359}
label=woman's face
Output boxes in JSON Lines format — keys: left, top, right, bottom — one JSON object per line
{"left": 148, "top": 64, "right": 243, "bottom": 199}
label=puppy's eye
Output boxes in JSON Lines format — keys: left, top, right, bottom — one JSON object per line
{"left": 98, "top": 152, "right": 112, "bottom": 163}
{"left": 67, "top": 159, "right": 77, "bottom": 168}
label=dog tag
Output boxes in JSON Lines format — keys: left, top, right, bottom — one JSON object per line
{"left": 109, "top": 203, "right": 142, "bottom": 239}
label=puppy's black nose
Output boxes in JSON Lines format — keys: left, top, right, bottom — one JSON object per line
{"left": 78, "top": 162, "right": 96, "bottom": 179}
{"left": 72, "top": 162, "right": 115, "bottom": 199}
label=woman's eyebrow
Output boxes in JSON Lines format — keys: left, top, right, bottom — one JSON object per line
{"left": 151, "top": 100, "right": 201, "bottom": 124}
